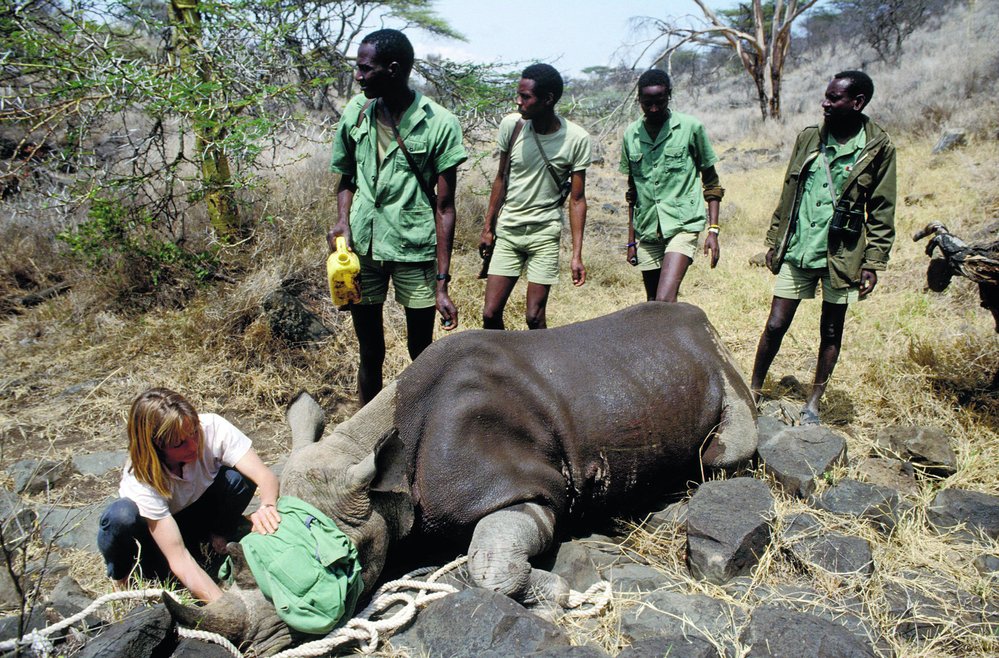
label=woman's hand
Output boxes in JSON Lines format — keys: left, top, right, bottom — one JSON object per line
{"left": 249, "top": 503, "right": 281, "bottom": 534}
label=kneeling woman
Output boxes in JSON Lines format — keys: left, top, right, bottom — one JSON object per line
{"left": 98, "top": 388, "right": 281, "bottom": 602}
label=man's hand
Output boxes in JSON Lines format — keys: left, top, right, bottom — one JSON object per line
{"left": 327, "top": 222, "right": 351, "bottom": 252}
{"left": 571, "top": 256, "right": 586, "bottom": 286}
{"left": 479, "top": 228, "right": 495, "bottom": 259}
{"left": 627, "top": 244, "right": 638, "bottom": 266}
{"left": 859, "top": 269, "right": 878, "bottom": 297}
{"left": 703, "top": 233, "right": 720, "bottom": 268}
{"left": 437, "top": 290, "right": 458, "bottom": 331}
{"left": 765, "top": 247, "right": 775, "bottom": 271}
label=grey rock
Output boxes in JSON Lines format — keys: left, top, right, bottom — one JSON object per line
{"left": 874, "top": 426, "right": 957, "bottom": 477}
{"left": 37, "top": 500, "right": 112, "bottom": 552}
{"left": 686, "top": 478, "right": 775, "bottom": 585}
{"left": 529, "top": 646, "right": 611, "bottom": 657}
{"left": 0, "top": 568, "right": 19, "bottom": 611}
{"left": 261, "top": 289, "right": 332, "bottom": 345}
{"left": 757, "top": 415, "right": 788, "bottom": 449}
{"left": 927, "top": 488, "right": 999, "bottom": 541}
{"left": 759, "top": 426, "right": 847, "bottom": 498}
{"left": 758, "top": 399, "right": 800, "bottom": 426}
{"left": 600, "top": 202, "right": 618, "bottom": 215}
{"left": 171, "top": 638, "right": 234, "bottom": 657}
{"left": 0, "top": 608, "right": 48, "bottom": 644}
{"left": 932, "top": 129, "right": 966, "bottom": 154}
{"left": 9, "top": 459, "right": 68, "bottom": 494}
{"left": 811, "top": 479, "right": 908, "bottom": 534}
{"left": 740, "top": 605, "right": 874, "bottom": 657}
{"left": 0, "top": 490, "right": 21, "bottom": 519}
{"left": 782, "top": 513, "right": 874, "bottom": 577}
{"left": 49, "top": 576, "right": 102, "bottom": 631}
{"left": 619, "top": 589, "right": 746, "bottom": 644}
{"left": 71, "top": 452, "right": 126, "bottom": 478}
{"left": 78, "top": 603, "right": 174, "bottom": 658}
{"left": 974, "top": 553, "right": 999, "bottom": 574}
{"left": 58, "top": 380, "right": 101, "bottom": 398}
{"left": 603, "top": 563, "right": 675, "bottom": 594}
{"left": 748, "top": 252, "right": 768, "bottom": 268}
{"left": 618, "top": 635, "right": 716, "bottom": 658}
{"left": 388, "top": 588, "right": 570, "bottom": 657}
{"left": 644, "top": 500, "right": 688, "bottom": 532}
{"left": 854, "top": 456, "right": 919, "bottom": 497}
{"left": 549, "top": 541, "right": 603, "bottom": 593}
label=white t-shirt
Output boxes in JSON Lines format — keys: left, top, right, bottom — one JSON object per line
{"left": 119, "top": 413, "right": 252, "bottom": 520}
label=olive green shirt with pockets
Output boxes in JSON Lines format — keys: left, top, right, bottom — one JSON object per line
{"left": 784, "top": 129, "right": 866, "bottom": 269}
{"left": 330, "top": 93, "right": 467, "bottom": 262}
{"left": 619, "top": 111, "right": 718, "bottom": 242}
{"left": 496, "top": 113, "right": 591, "bottom": 230}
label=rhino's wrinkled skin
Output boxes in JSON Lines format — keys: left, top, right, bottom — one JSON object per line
{"left": 169, "top": 303, "right": 758, "bottom": 654}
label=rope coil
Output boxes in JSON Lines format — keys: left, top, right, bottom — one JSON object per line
{"left": 0, "top": 557, "right": 612, "bottom": 657}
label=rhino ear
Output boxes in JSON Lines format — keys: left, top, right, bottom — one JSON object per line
{"left": 369, "top": 428, "right": 415, "bottom": 536}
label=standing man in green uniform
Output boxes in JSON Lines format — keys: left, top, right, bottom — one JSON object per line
{"left": 479, "top": 63, "right": 591, "bottom": 330}
{"left": 328, "top": 29, "right": 467, "bottom": 406}
{"left": 621, "top": 69, "right": 724, "bottom": 302}
{"left": 751, "top": 70, "right": 896, "bottom": 424}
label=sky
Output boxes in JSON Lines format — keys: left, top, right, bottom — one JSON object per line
{"left": 407, "top": 1, "right": 706, "bottom": 78}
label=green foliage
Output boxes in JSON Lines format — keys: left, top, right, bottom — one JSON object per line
{"left": 58, "top": 197, "right": 217, "bottom": 286}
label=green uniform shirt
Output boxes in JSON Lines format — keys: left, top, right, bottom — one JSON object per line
{"left": 785, "top": 129, "right": 867, "bottom": 269}
{"left": 330, "top": 93, "right": 467, "bottom": 262}
{"left": 496, "top": 113, "right": 591, "bottom": 230}
{"left": 619, "top": 111, "right": 718, "bottom": 241}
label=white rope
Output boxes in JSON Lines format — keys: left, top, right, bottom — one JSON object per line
{"left": 0, "top": 558, "right": 612, "bottom": 657}
{"left": 0, "top": 588, "right": 166, "bottom": 653}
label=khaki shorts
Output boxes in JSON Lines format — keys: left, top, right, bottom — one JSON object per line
{"left": 774, "top": 262, "right": 859, "bottom": 305}
{"left": 488, "top": 222, "right": 562, "bottom": 285}
{"left": 636, "top": 232, "right": 699, "bottom": 271}
{"left": 358, "top": 254, "right": 436, "bottom": 308}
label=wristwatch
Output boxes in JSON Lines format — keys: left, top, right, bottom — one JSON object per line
{"left": 435, "top": 273, "right": 451, "bottom": 282}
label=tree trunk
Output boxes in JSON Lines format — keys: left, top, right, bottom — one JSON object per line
{"left": 169, "top": 0, "right": 244, "bottom": 241}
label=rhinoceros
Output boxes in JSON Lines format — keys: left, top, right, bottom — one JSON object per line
{"left": 167, "top": 303, "right": 758, "bottom": 654}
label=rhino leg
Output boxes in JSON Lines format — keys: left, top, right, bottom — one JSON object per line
{"left": 467, "top": 502, "right": 570, "bottom": 607}
{"left": 701, "top": 372, "right": 759, "bottom": 469}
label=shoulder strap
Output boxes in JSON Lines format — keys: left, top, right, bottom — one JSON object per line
{"left": 382, "top": 100, "right": 436, "bottom": 207}
{"left": 530, "top": 122, "right": 564, "bottom": 188}
{"left": 354, "top": 99, "right": 375, "bottom": 129}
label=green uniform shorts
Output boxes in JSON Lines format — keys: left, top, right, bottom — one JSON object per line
{"left": 636, "top": 231, "right": 700, "bottom": 271}
{"left": 774, "top": 262, "right": 859, "bottom": 305}
{"left": 488, "top": 222, "right": 562, "bottom": 285}
{"left": 358, "top": 254, "right": 436, "bottom": 308}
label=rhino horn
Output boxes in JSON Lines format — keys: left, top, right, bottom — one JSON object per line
{"left": 163, "top": 590, "right": 249, "bottom": 643}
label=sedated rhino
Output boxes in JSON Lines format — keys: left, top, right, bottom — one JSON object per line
{"left": 167, "top": 303, "right": 758, "bottom": 654}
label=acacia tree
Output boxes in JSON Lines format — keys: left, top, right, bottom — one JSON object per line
{"left": 1, "top": 0, "right": 463, "bottom": 281}
{"left": 645, "top": 0, "right": 820, "bottom": 120}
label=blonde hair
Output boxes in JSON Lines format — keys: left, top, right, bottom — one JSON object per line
{"left": 127, "top": 387, "right": 205, "bottom": 499}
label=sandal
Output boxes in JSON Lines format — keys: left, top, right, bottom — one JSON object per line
{"left": 799, "top": 407, "right": 820, "bottom": 426}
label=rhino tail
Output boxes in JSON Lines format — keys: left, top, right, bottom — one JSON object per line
{"left": 286, "top": 391, "right": 326, "bottom": 451}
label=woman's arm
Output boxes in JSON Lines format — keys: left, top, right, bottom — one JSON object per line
{"left": 148, "top": 515, "right": 223, "bottom": 603}
{"left": 233, "top": 448, "right": 281, "bottom": 534}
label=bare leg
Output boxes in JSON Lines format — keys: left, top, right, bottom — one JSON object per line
{"left": 525, "top": 282, "right": 552, "bottom": 330}
{"left": 803, "top": 301, "right": 848, "bottom": 417}
{"left": 482, "top": 274, "right": 518, "bottom": 330}
{"left": 350, "top": 304, "right": 385, "bottom": 406}
{"left": 654, "top": 252, "right": 693, "bottom": 302}
{"left": 641, "top": 270, "right": 659, "bottom": 301}
{"left": 750, "top": 297, "right": 801, "bottom": 399}
{"left": 404, "top": 306, "right": 435, "bottom": 360}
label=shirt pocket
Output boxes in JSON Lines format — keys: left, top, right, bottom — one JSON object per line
{"left": 398, "top": 209, "right": 436, "bottom": 249}
{"left": 626, "top": 151, "right": 645, "bottom": 179}
{"left": 402, "top": 138, "right": 432, "bottom": 174}
{"left": 661, "top": 147, "right": 689, "bottom": 173}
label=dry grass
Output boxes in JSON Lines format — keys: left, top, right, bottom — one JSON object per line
{"left": 0, "top": 3, "right": 997, "bottom": 656}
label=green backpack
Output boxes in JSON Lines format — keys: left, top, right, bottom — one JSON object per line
{"left": 225, "top": 496, "right": 364, "bottom": 635}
